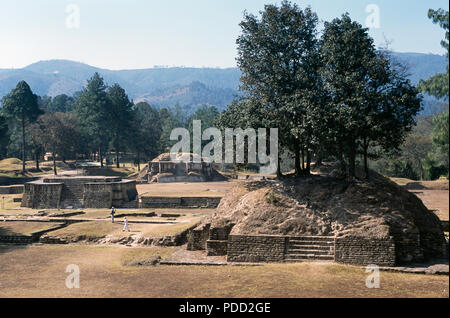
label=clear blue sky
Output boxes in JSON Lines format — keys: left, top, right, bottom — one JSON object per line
{"left": 0, "top": 0, "right": 448, "bottom": 69}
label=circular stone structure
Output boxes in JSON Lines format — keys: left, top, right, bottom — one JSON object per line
{"left": 21, "top": 176, "right": 138, "bottom": 209}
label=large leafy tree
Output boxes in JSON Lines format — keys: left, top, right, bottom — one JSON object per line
{"left": 418, "top": 8, "right": 449, "bottom": 100}
{"left": 129, "top": 102, "right": 162, "bottom": 171}
{"left": 1, "top": 81, "right": 42, "bottom": 172}
{"left": 74, "top": 73, "right": 111, "bottom": 167}
{"left": 236, "top": 0, "right": 321, "bottom": 176}
{"left": 0, "top": 114, "right": 9, "bottom": 159}
{"left": 107, "top": 84, "right": 134, "bottom": 168}
{"left": 431, "top": 110, "right": 449, "bottom": 169}
{"left": 32, "top": 112, "right": 80, "bottom": 175}
{"left": 321, "top": 14, "right": 421, "bottom": 178}
{"left": 158, "top": 107, "right": 186, "bottom": 154}
{"left": 188, "top": 105, "right": 220, "bottom": 152}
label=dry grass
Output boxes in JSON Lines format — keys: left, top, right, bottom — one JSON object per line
{"left": 82, "top": 167, "right": 136, "bottom": 177}
{"left": 412, "top": 190, "right": 449, "bottom": 221}
{"left": 137, "top": 182, "right": 235, "bottom": 197}
{"left": 0, "top": 221, "right": 63, "bottom": 236}
{"left": 141, "top": 221, "right": 200, "bottom": 237}
{"left": 0, "top": 158, "right": 71, "bottom": 177}
{"left": 391, "top": 177, "right": 449, "bottom": 221}
{"left": 120, "top": 246, "right": 178, "bottom": 266}
{"left": 47, "top": 221, "right": 119, "bottom": 240}
{"left": 0, "top": 244, "right": 447, "bottom": 298}
{"left": 0, "top": 194, "right": 23, "bottom": 211}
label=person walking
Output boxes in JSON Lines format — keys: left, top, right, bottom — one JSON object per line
{"left": 123, "top": 216, "right": 130, "bottom": 232}
{"left": 110, "top": 206, "right": 116, "bottom": 223}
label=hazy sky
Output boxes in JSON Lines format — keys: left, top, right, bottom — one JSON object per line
{"left": 0, "top": 0, "right": 448, "bottom": 70}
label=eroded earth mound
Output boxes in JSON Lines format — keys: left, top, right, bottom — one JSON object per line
{"left": 198, "top": 172, "right": 446, "bottom": 263}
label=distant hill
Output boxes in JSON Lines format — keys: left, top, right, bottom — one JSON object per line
{"left": 0, "top": 52, "right": 447, "bottom": 114}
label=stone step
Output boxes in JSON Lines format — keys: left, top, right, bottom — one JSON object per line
{"left": 289, "top": 236, "right": 335, "bottom": 242}
{"left": 288, "top": 244, "right": 334, "bottom": 250}
{"left": 287, "top": 249, "right": 334, "bottom": 255}
{"left": 285, "top": 254, "right": 335, "bottom": 261}
{"left": 289, "top": 240, "right": 335, "bottom": 246}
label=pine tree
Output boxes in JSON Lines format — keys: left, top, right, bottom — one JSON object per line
{"left": 1, "top": 81, "right": 42, "bottom": 172}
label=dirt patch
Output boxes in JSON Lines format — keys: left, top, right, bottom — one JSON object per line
{"left": 411, "top": 190, "right": 449, "bottom": 221}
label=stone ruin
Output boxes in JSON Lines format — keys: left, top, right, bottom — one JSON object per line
{"left": 187, "top": 175, "right": 447, "bottom": 266}
{"left": 21, "top": 176, "right": 137, "bottom": 209}
{"left": 147, "top": 153, "right": 226, "bottom": 183}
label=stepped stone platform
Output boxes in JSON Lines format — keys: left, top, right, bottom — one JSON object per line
{"left": 147, "top": 153, "right": 226, "bottom": 183}
{"left": 21, "top": 176, "right": 137, "bottom": 209}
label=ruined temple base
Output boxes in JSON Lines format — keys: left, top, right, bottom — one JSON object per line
{"left": 21, "top": 176, "right": 138, "bottom": 209}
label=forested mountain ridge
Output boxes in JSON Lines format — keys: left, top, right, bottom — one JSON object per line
{"left": 0, "top": 52, "right": 447, "bottom": 113}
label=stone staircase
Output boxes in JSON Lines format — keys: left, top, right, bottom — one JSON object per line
{"left": 60, "top": 183, "right": 84, "bottom": 208}
{"left": 285, "top": 236, "right": 335, "bottom": 262}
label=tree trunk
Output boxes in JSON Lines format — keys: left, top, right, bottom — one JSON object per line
{"left": 339, "top": 142, "right": 346, "bottom": 174}
{"left": 116, "top": 151, "right": 119, "bottom": 168}
{"left": 294, "top": 143, "right": 301, "bottom": 176}
{"left": 348, "top": 142, "right": 356, "bottom": 179}
{"left": 137, "top": 152, "right": 141, "bottom": 172}
{"left": 306, "top": 150, "right": 311, "bottom": 176}
{"left": 315, "top": 153, "right": 323, "bottom": 168}
{"left": 35, "top": 150, "right": 40, "bottom": 171}
{"left": 276, "top": 154, "right": 282, "bottom": 178}
{"left": 99, "top": 147, "right": 103, "bottom": 168}
{"left": 363, "top": 139, "right": 369, "bottom": 179}
{"left": 52, "top": 152, "right": 57, "bottom": 175}
{"left": 21, "top": 117, "right": 26, "bottom": 173}
{"left": 418, "top": 160, "right": 425, "bottom": 180}
{"left": 301, "top": 148, "right": 305, "bottom": 172}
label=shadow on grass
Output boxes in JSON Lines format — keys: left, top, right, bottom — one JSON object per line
{"left": 0, "top": 226, "right": 29, "bottom": 256}
{"left": 82, "top": 168, "right": 130, "bottom": 177}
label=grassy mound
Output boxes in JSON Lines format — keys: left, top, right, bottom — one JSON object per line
{"left": 0, "top": 158, "right": 22, "bottom": 166}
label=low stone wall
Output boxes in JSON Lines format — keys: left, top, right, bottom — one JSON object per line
{"left": 227, "top": 235, "right": 287, "bottom": 262}
{"left": 181, "top": 197, "right": 221, "bottom": 208}
{"left": 206, "top": 240, "right": 228, "bottom": 256}
{"left": 0, "top": 185, "right": 24, "bottom": 194}
{"left": 193, "top": 231, "right": 441, "bottom": 266}
{"left": 157, "top": 175, "right": 206, "bottom": 183}
{"left": 22, "top": 177, "right": 137, "bottom": 209}
{"left": 139, "top": 196, "right": 221, "bottom": 209}
{"left": 0, "top": 235, "right": 33, "bottom": 244}
{"left": 139, "top": 196, "right": 181, "bottom": 208}
{"left": 390, "top": 231, "right": 423, "bottom": 263}
{"left": 187, "top": 223, "right": 210, "bottom": 250}
{"left": 334, "top": 236, "right": 396, "bottom": 266}
{"left": 21, "top": 182, "right": 63, "bottom": 209}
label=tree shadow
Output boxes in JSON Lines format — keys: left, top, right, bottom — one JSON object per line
{"left": 0, "top": 225, "right": 29, "bottom": 256}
